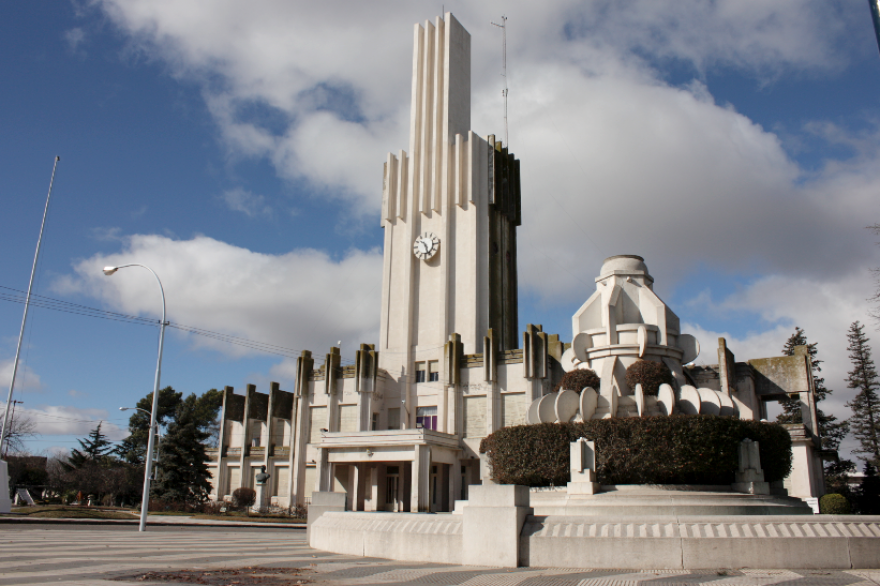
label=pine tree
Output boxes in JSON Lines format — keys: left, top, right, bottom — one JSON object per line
{"left": 776, "top": 327, "right": 848, "bottom": 457}
{"left": 115, "top": 386, "right": 183, "bottom": 465}
{"left": 116, "top": 387, "right": 222, "bottom": 462}
{"left": 64, "top": 423, "right": 115, "bottom": 470}
{"left": 845, "top": 321, "right": 880, "bottom": 468}
{"left": 151, "top": 394, "right": 212, "bottom": 506}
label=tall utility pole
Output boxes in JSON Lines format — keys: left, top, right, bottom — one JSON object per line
{"left": 870, "top": 0, "right": 880, "bottom": 56}
{"left": 491, "top": 15, "right": 509, "bottom": 146}
{"left": 1, "top": 157, "right": 60, "bottom": 458}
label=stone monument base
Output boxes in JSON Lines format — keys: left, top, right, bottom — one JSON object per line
{"left": 0, "top": 460, "right": 11, "bottom": 513}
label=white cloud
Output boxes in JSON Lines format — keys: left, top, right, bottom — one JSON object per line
{"left": 0, "top": 359, "right": 44, "bottom": 393}
{"left": 220, "top": 187, "right": 272, "bottom": 217}
{"left": 53, "top": 233, "right": 384, "bottom": 360}
{"left": 64, "top": 27, "right": 86, "bottom": 52}
{"left": 88, "top": 0, "right": 857, "bottom": 217}
{"left": 2, "top": 402, "right": 126, "bottom": 440}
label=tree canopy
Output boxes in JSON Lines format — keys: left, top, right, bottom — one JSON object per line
{"left": 116, "top": 386, "right": 222, "bottom": 464}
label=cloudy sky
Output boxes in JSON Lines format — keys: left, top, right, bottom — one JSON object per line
{"left": 2, "top": 1, "right": 879, "bottom": 460}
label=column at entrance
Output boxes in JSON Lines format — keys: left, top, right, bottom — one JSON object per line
{"left": 316, "top": 448, "right": 331, "bottom": 492}
{"left": 410, "top": 445, "right": 432, "bottom": 512}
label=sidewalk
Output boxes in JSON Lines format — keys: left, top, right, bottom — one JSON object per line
{"left": 0, "top": 512, "right": 305, "bottom": 529}
{"left": 1, "top": 525, "right": 878, "bottom": 586}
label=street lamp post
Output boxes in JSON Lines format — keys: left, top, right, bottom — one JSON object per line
{"left": 104, "top": 264, "right": 166, "bottom": 532}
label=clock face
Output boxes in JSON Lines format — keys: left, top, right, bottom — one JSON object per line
{"left": 413, "top": 232, "right": 440, "bottom": 260}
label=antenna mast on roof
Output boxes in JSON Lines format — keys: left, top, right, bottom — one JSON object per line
{"left": 491, "top": 15, "right": 509, "bottom": 146}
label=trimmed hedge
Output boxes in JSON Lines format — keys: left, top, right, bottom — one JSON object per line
{"left": 553, "top": 368, "right": 600, "bottom": 394}
{"left": 819, "top": 493, "right": 851, "bottom": 514}
{"left": 232, "top": 487, "right": 257, "bottom": 509}
{"left": 625, "top": 359, "right": 675, "bottom": 396}
{"left": 479, "top": 415, "right": 792, "bottom": 486}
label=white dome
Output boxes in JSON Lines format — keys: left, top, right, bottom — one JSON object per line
{"left": 599, "top": 255, "right": 649, "bottom": 278}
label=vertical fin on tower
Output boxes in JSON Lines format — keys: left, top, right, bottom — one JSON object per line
{"left": 431, "top": 16, "right": 445, "bottom": 212}
{"left": 418, "top": 20, "right": 435, "bottom": 214}
{"left": 406, "top": 14, "right": 471, "bottom": 217}
{"left": 397, "top": 150, "right": 408, "bottom": 219}
{"left": 383, "top": 154, "right": 396, "bottom": 222}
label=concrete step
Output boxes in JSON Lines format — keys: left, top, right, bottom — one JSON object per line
{"left": 529, "top": 485, "right": 814, "bottom": 516}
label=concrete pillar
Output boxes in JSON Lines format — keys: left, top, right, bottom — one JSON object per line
{"left": 316, "top": 448, "right": 331, "bottom": 492}
{"left": 479, "top": 451, "right": 496, "bottom": 484}
{"left": 257, "top": 382, "right": 280, "bottom": 512}
{"left": 438, "top": 385, "right": 449, "bottom": 433}
{"left": 364, "top": 465, "right": 379, "bottom": 511}
{"left": 307, "top": 491, "right": 346, "bottom": 544}
{"left": 487, "top": 380, "right": 499, "bottom": 436}
{"left": 462, "top": 484, "right": 531, "bottom": 568}
{"left": 238, "top": 385, "right": 255, "bottom": 487}
{"left": 411, "top": 445, "right": 431, "bottom": 512}
{"left": 214, "top": 386, "right": 234, "bottom": 501}
{"left": 785, "top": 424, "right": 825, "bottom": 511}
{"left": 291, "top": 350, "right": 313, "bottom": 507}
{"left": 450, "top": 460, "right": 462, "bottom": 504}
{"left": 285, "top": 396, "right": 297, "bottom": 509}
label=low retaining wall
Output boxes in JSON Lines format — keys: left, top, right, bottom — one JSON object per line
{"left": 308, "top": 486, "right": 880, "bottom": 569}
{"left": 310, "top": 512, "right": 462, "bottom": 564}
{"left": 521, "top": 514, "right": 880, "bottom": 569}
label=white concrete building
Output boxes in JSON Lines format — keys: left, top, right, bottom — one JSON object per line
{"left": 206, "top": 13, "right": 828, "bottom": 513}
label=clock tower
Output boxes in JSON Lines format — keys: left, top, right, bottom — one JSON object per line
{"left": 378, "top": 13, "right": 521, "bottom": 427}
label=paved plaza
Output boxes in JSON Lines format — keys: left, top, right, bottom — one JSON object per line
{"left": 0, "top": 524, "right": 879, "bottom": 586}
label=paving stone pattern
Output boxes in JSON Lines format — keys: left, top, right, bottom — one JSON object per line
{"left": 0, "top": 528, "right": 878, "bottom": 586}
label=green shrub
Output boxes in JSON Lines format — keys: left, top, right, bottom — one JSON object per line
{"left": 625, "top": 359, "right": 675, "bottom": 396}
{"left": 819, "top": 493, "right": 851, "bottom": 514}
{"left": 479, "top": 415, "right": 792, "bottom": 486}
{"left": 554, "top": 368, "right": 600, "bottom": 394}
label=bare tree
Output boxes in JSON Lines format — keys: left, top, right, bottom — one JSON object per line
{"left": 0, "top": 407, "right": 38, "bottom": 456}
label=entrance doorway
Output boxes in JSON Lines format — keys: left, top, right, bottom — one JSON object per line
{"left": 385, "top": 466, "right": 401, "bottom": 511}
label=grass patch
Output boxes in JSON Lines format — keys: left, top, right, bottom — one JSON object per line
{"left": 189, "top": 514, "right": 305, "bottom": 524}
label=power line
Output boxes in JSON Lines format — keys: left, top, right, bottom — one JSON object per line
{"left": 0, "top": 284, "right": 359, "bottom": 363}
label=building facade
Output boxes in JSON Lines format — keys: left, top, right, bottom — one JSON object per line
{"left": 206, "top": 13, "right": 828, "bottom": 512}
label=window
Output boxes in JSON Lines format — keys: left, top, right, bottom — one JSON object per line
{"left": 416, "top": 406, "right": 438, "bottom": 431}
{"left": 371, "top": 413, "right": 378, "bottom": 431}
{"left": 428, "top": 360, "right": 439, "bottom": 382}
{"left": 415, "top": 362, "right": 426, "bottom": 383}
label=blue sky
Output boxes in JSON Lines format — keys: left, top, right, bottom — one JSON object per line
{"left": 2, "top": 1, "right": 880, "bottom": 460}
